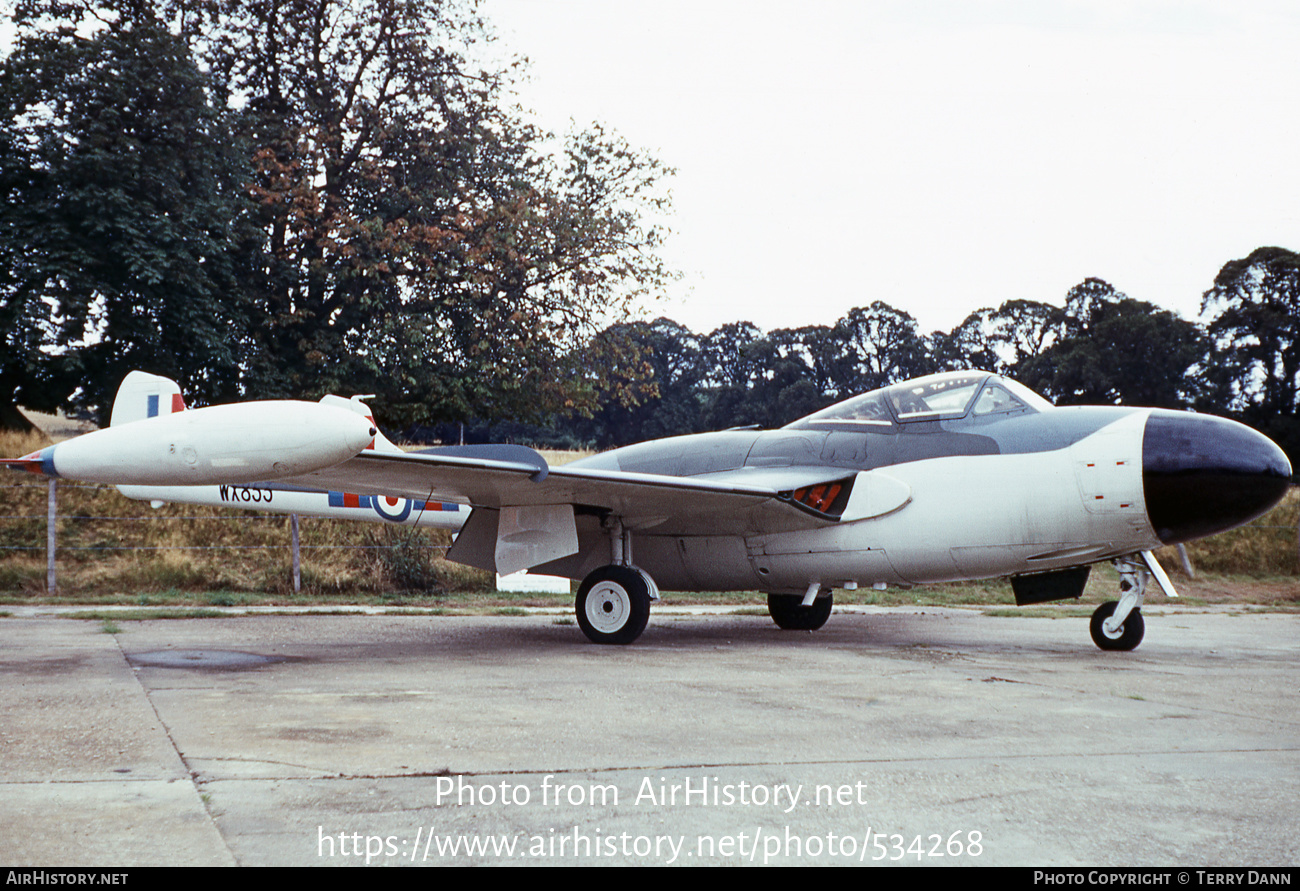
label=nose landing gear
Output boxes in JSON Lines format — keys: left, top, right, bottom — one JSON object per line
{"left": 1089, "top": 555, "right": 1151, "bottom": 651}
{"left": 1089, "top": 598, "right": 1145, "bottom": 651}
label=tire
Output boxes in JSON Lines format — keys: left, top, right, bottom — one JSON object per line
{"left": 1089, "top": 600, "right": 1145, "bottom": 651}
{"left": 575, "top": 565, "right": 652, "bottom": 645}
{"left": 768, "top": 592, "right": 833, "bottom": 631}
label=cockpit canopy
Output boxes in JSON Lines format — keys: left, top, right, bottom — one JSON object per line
{"left": 784, "top": 371, "right": 1052, "bottom": 431}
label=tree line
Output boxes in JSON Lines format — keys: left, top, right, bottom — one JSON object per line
{"left": 469, "top": 253, "right": 1300, "bottom": 472}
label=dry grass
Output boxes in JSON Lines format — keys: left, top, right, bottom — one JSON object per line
{"left": 1157, "top": 488, "right": 1300, "bottom": 578}
{"left": 0, "top": 472, "right": 493, "bottom": 603}
{"left": 0, "top": 429, "right": 52, "bottom": 457}
{"left": 535, "top": 448, "right": 594, "bottom": 466}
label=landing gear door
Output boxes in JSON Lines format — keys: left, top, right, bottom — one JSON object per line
{"left": 494, "top": 504, "right": 580, "bottom": 576}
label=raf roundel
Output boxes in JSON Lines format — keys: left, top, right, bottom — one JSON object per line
{"left": 372, "top": 495, "right": 413, "bottom": 523}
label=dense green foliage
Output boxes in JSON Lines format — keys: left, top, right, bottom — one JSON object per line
{"left": 1, "top": 0, "right": 672, "bottom": 427}
{"left": 0, "top": 12, "right": 254, "bottom": 424}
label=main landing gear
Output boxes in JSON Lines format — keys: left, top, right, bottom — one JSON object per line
{"left": 1089, "top": 555, "right": 1152, "bottom": 651}
{"left": 575, "top": 565, "right": 653, "bottom": 645}
{"left": 768, "top": 584, "right": 833, "bottom": 631}
{"left": 574, "top": 518, "right": 659, "bottom": 645}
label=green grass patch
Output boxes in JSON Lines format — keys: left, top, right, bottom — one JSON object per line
{"left": 201, "top": 590, "right": 262, "bottom": 607}
{"left": 65, "top": 608, "right": 228, "bottom": 621}
{"left": 982, "top": 607, "right": 1095, "bottom": 618}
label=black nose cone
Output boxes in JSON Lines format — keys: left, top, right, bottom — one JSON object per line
{"left": 1143, "top": 411, "right": 1292, "bottom": 544}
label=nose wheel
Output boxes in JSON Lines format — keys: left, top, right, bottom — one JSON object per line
{"left": 1089, "top": 600, "right": 1145, "bottom": 650}
{"left": 1089, "top": 555, "right": 1151, "bottom": 651}
{"left": 575, "top": 565, "right": 652, "bottom": 645}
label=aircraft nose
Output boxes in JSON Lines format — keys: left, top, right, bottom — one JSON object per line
{"left": 1143, "top": 411, "right": 1292, "bottom": 544}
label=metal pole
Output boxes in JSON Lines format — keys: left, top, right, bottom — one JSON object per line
{"left": 291, "top": 513, "right": 301, "bottom": 592}
{"left": 46, "top": 479, "right": 56, "bottom": 595}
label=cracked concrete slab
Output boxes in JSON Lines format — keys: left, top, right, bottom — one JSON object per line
{"left": 0, "top": 608, "right": 1297, "bottom": 866}
{"left": 0, "top": 620, "right": 232, "bottom": 865}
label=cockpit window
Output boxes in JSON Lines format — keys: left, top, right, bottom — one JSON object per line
{"left": 785, "top": 371, "right": 1046, "bottom": 430}
{"left": 884, "top": 372, "right": 987, "bottom": 421}
{"left": 786, "top": 392, "right": 893, "bottom": 429}
{"left": 972, "top": 382, "right": 1027, "bottom": 416}
{"left": 998, "top": 377, "right": 1054, "bottom": 412}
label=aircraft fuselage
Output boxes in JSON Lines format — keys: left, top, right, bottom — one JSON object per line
{"left": 553, "top": 393, "right": 1290, "bottom": 597}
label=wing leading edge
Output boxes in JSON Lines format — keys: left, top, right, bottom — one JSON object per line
{"left": 279, "top": 446, "right": 856, "bottom": 538}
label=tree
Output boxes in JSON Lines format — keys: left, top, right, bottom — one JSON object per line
{"left": 166, "top": 0, "right": 674, "bottom": 425}
{"left": 698, "top": 322, "right": 765, "bottom": 390}
{"left": 2, "top": 0, "right": 673, "bottom": 430}
{"left": 0, "top": 8, "right": 256, "bottom": 425}
{"left": 1201, "top": 246, "right": 1300, "bottom": 463}
{"left": 931, "top": 308, "right": 1002, "bottom": 374}
{"left": 829, "top": 302, "right": 936, "bottom": 394}
{"left": 1202, "top": 247, "right": 1300, "bottom": 415}
{"left": 584, "top": 318, "right": 704, "bottom": 446}
{"left": 0, "top": 112, "right": 56, "bottom": 431}
{"left": 770, "top": 324, "right": 847, "bottom": 399}
{"left": 1019, "top": 279, "right": 1207, "bottom": 409}
{"left": 984, "top": 299, "right": 1068, "bottom": 375}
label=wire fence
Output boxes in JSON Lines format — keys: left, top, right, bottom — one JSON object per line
{"left": 1, "top": 478, "right": 456, "bottom": 596}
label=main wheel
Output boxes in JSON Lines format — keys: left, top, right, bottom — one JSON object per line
{"left": 768, "top": 592, "right": 833, "bottom": 631}
{"left": 1089, "top": 600, "right": 1145, "bottom": 651}
{"left": 575, "top": 565, "right": 652, "bottom": 645}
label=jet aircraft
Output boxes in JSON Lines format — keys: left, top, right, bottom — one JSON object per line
{"left": 4, "top": 370, "right": 1291, "bottom": 650}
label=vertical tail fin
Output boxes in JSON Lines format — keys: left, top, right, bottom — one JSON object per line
{"left": 109, "top": 371, "right": 186, "bottom": 427}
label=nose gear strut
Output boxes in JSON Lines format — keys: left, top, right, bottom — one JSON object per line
{"left": 1089, "top": 552, "right": 1174, "bottom": 651}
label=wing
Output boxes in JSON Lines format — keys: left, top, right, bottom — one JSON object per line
{"left": 277, "top": 445, "right": 854, "bottom": 537}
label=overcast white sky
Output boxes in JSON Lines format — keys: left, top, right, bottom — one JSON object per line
{"left": 479, "top": 0, "right": 1300, "bottom": 337}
